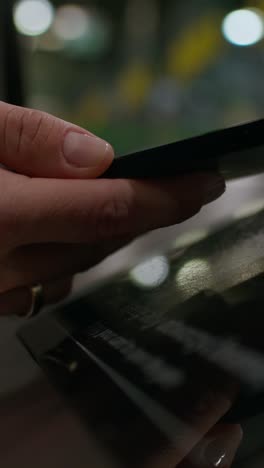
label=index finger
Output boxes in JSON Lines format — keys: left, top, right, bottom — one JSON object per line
{"left": 5, "top": 171, "right": 226, "bottom": 247}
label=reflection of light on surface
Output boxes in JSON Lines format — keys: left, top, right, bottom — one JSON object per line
{"left": 53, "top": 5, "right": 110, "bottom": 57}
{"left": 176, "top": 259, "right": 212, "bottom": 298}
{"left": 14, "top": 0, "right": 54, "bottom": 36}
{"left": 130, "top": 256, "right": 169, "bottom": 289}
{"left": 215, "top": 454, "right": 226, "bottom": 467}
{"left": 53, "top": 5, "right": 90, "bottom": 41}
{"left": 234, "top": 199, "right": 264, "bottom": 220}
{"left": 222, "top": 9, "right": 264, "bottom": 46}
{"left": 173, "top": 229, "right": 209, "bottom": 250}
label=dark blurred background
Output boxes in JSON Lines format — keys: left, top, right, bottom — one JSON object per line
{"left": 3, "top": 11, "right": 264, "bottom": 468}
{"left": 11, "top": 0, "right": 264, "bottom": 155}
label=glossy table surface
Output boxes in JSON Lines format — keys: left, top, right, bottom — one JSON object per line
{"left": 2, "top": 174, "right": 264, "bottom": 468}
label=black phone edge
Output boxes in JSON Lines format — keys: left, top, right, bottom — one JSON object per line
{"left": 101, "top": 119, "right": 264, "bottom": 179}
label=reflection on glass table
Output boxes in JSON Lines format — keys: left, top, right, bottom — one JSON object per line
{"left": 19, "top": 203, "right": 264, "bottom": 468}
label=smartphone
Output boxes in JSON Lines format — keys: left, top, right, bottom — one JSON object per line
{"left": 102, "top": 119, "right": 264, "bottom": 180}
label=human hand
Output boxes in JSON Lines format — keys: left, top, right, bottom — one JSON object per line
{"left": 0, "top": 101, "right": 226, "bottom": 316}
{"left": 149, "top": 425, "right": 242, "bottom": 468}
{"left": 144, "top": 390, "right": 242, "bottom": 468}
{"left": 178, "top": 423, "right": 243, "bottom": 468}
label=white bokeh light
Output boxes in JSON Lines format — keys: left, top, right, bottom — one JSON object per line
{"left": 14, "top": 0, "right": 54, "bottom": 36}
{"left": 175, "top": 258, "right": 212, "bottom": 300}
{"left": 53, "top": 5, "right": 90, "bottom": 41}
{"left": 222, "top": 9, "right": 264, "bottom": 46}
{"left": 130, "top": 256, "right": 170, "bottom": 289}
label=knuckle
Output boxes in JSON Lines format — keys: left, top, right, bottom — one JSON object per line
{"left": 1, "top": 106, "right": 54, "bottom": 164}
{"left": 98, "top": 199, "right": 130, "bottom": 239}
{"left": 3, "top": 107, "right": 26, "bottom": 156}
{"left": 24, "top": 110, "right": 46, "bottom": 142}
{"left": 19, "top": 110, "right": 53, "bottom": 151}
{"left": 95, "top": 187, "right": 133, "bottom": 240}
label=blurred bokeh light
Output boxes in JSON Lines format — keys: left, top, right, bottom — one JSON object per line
{"left": 222, "top": 8, "right": 264, "bottom": 46}
{"left": 14, "top": 0, "right": 54, "bottom": 36}
{"left": 53, "top": 5, "right": 89, "bottom": 41}
{"left": 130, "top": 256, "right": 170, "bottom": 289}
{"left": 175, "top": 258, "right": 212, "bottom": 299}
{"left": 12, "top": 0, "right": 264, "bottom": 154}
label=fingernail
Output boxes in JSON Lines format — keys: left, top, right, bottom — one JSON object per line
{"left": 63, "top": 132, "right": 113, "bottom": 168}
{"left": 200, "top": 427, "right": 243, "bottom": 468}
{"left": 204, "top": 176, "right": 226, "bottom": 205}
{"left": 203, "top": 437, "right": 228, "bottom": 467}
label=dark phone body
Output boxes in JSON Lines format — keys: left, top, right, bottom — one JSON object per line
{"left": 102, "top": 119, "right": 264, "bottom": 180}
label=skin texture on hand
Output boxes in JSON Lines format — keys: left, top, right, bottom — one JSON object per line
{"left": 0, "top": 101, "right": 226, "bottom": 316}
{"left": 143, "top": 386, "right": 242, "bottom": 468}
{"left": 0, "top": 101, "right": 115, "bottom": 179}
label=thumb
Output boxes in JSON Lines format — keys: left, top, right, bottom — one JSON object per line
{"left": 0, "top": 101, "right": 114, "bottom": 179}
